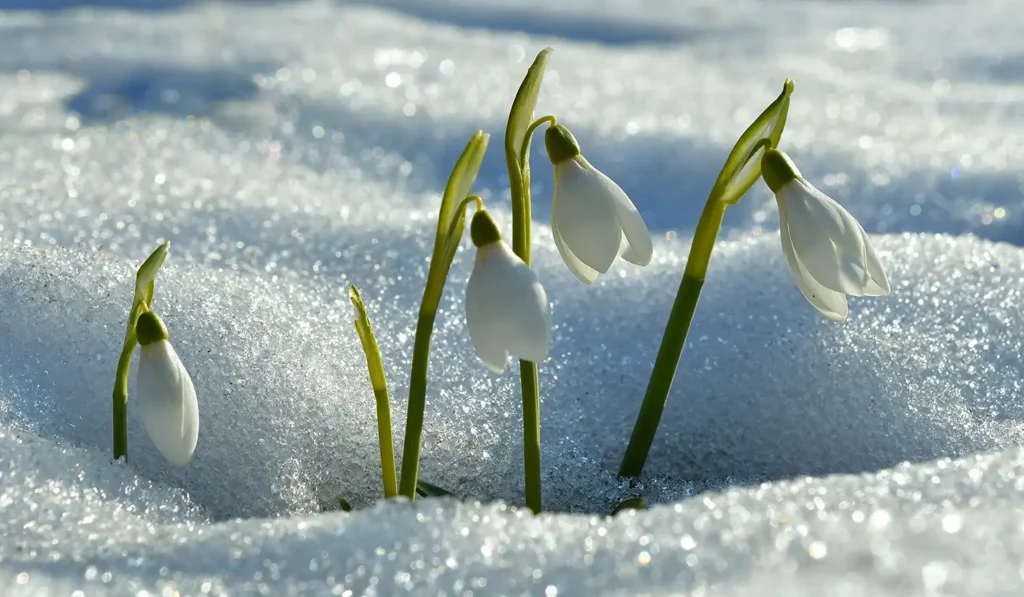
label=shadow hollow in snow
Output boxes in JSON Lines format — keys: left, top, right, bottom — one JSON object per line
{"left": 338, "top": 0, "right": 719, "bottom": 47}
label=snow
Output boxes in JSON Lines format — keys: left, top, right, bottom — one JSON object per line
{"left": 1, "top": 0, "right": 1023, "bottom": 595}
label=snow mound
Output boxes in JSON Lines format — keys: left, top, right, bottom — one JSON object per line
{"left": 2, "top": 231, "right": 1022, "bottom": 522}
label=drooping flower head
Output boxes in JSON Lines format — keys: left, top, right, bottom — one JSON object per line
{"left": 544, "top": 124, "right": 653, "bottom": 284}
{"left": 464, "top": 209, "right": 552, "bottom": 373}
{"left": 135, "top": 310, "right": 199, "bottom": 465}
{"left": 761, "top": 148, "right": 890, "bottom": 321}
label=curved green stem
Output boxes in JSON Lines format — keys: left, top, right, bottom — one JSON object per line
{"left": 112, "top": 341, "right": 136, "bottom": 461}
{"left": 112, "top": 298, "right": 149, "bottom": 461}
{"left": 616, "top": 80, "right": 796, "bottom": 478}
{"left": 618, "top": 199, "right": 726, "bottom": 478}
{"left": 520, "top": 115, "right": 556, "bottom": 173}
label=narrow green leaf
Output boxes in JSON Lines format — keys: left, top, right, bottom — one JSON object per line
{"left": 348, "top": 285, "right": 398, "bottom": 499}
{"left": 349, "top": 286, "right": 388, "bottom": 392}
{"left": 337, "top": 497, "right": 353, "bottom": 512}
{"left": 505, "top": 47, "right": 552, "bottom": 171}
{"left": 713, "top": 79, "right": 795, "bottom": 205}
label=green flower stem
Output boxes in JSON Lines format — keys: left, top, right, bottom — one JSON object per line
{"left": 520, "top": 115, "right": 556, "bottom": 172}
{"left": 616, "top": 80, "right": 795, "bottom": 478}
{"left": 618, "top": 199, "right": 726, "bottom": 478}
{"left": 397, "top": 133, "right": 489, "bottom": 501}
{"left": 112, "top": 337, "right": 136, "bottom": 460}
{"left": 112, "top": 297, "right": 151, "bottom": 461}
{"left": 399, "top": 311, "right": 436, "bottom": 499}
{"left": 508, "top": 116, "right": 544, "bottom": 515}
{"left": 503, "top": 51, "right": 554, "bottom": 515}
{"left": 398, "top": 196, "right": 483, "bottom": 501}
{"left": 518, "top": 362, "right": 542, "bottom": 513}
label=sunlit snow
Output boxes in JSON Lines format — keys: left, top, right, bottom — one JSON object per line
{"left": 1, "top": 0, "right": 1023, "bottom": 595}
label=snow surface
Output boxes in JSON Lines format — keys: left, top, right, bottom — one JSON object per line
{"left": 2, "top": 0, "right": 1024, "bottom": 595}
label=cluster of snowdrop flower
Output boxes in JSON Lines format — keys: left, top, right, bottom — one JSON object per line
{"left": 109, "top": 48, "right": 888, "bottom": 515}
{"left": 464, "top": 122, "right": 654, "bottom": 373}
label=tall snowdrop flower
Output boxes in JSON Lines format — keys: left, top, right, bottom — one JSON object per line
{"left": 544, "top": 124, "right": 653, "bottom": 284}
{"left": 135, "top": 310, "right": 199, "bottom": 465}
{"left": 465, "top": 209, "right": 552, "bottom": 373}
{"left": 761, "top": 148, "right": 890, "bottom": 322}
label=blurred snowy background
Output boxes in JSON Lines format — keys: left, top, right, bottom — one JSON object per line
{"left": 2, "top": 0, "right": 1024, "bottom": 595}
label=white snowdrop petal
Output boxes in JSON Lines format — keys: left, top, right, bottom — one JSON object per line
{"left": 551, "top": 157, "right": 622, "bottom": 275}
{"left": 780, "top": 207, "right": 849, "bottom": 322}
{"left": 781, "top": 180, "right": 870, "bottom": 294}
{"left": 858, "top": 224, "right": 891, "bottom": 297}
{"left": 606, "top": 176, "right": 653, "bottom": 267}
{"left": 137, "top": 340, "right": 199, "bottom": 466}
{"left": 552, "top": 218, "right": 599, "bottom": 284}
{"left": 465, "top": 247, "right": 511, "bottom": 374}
{"left": 490, "top": 254, "right": 552, "bottom": 364}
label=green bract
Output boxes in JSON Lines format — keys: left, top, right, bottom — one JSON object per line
{"left": 135, "top": 240, "right": 168, "bottom": 309}
{"left": 713, "top": 79, "right": 795, "bottom": 205}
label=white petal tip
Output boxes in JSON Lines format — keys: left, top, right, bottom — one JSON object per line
{"left": 821, "top": 311, "right": 848, "bottom": 323}
{"left": 570, "top": 269, "right": 598, "bottom": 284}
{"left": 479, "top": 355, "right": 507, "bottom": 375}
{"left": 164, "top": 452, "right": 196, "bottom": 467}
{"left": 864, "top": 279, "right": 891, "bottom": 297}
{"left": 621, "top": 246, "right": 653, "bottom": 267}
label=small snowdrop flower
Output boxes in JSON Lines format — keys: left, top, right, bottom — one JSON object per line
{"left": 761, "top": 148, "right": 890, "bottom": 322}
{"left": 135, "top": 311, "right": 199, "bottom": 465}
{"left": 544, "top": 124, "right": 653, "bottom": 284}
{"left": 465, "top": 209, "right": 552, "bottom": 373}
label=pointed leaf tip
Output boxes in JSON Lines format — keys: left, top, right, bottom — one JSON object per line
{"left": 505, "top": 47, "right": 553, "bottom": 164}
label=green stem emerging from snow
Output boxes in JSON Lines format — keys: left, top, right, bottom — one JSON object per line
{"left": 398, "top": 133, "right": 490, "bottom": 500}
{"left": 112, "top": 329, "right": 137, "bottom": 461}
{"left": 618, "top": 80, "right": 796, "bottom": 478}
{"left": 505, "top": 49, "right": 552, "bottom": 514}
{"left": 617, "top": 201, "right": 724, "bottom": 478}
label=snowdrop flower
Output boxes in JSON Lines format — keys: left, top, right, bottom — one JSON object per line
{"left": 465, "top": 209, "right": 552, "bottom": 373}
{"left": 544, "top": 124, "right": 653, "bottom": 284}
{"left": 135, "top": 310, "right": 199, "bottom": 465}
{"left": 761, "top": 148, "right": 890, "bottom": 322}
